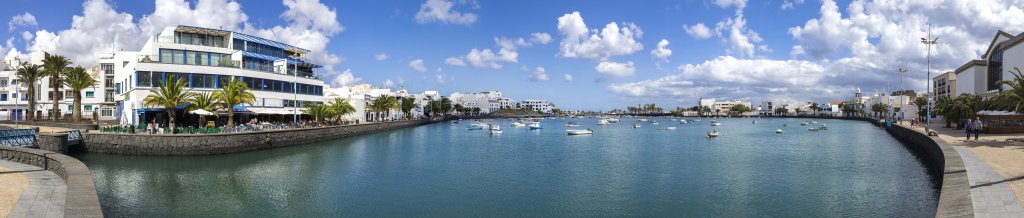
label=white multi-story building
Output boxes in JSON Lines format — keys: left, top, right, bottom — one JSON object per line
{"left": 112, "top": 25, "right": 326, "bottom": 125}
{"left": 520, "top": 99, "right": 553, "bottom": 113}
{"left": 0, "top": 54, "right": 116, "bottom": 121}
{"left": 497, "top": 97, "right": 517, "bottom": 109}
{"left": 449, "top": 91, "right": 502, "bottom": 114}
{"left": 324, "top": 84, "right": 371, "bottom": 123}
{"left": 699, "top": 98, "right": 753, "bottom": 115}
{"left": 950, "top": 30, "right": 1024, "bottom": 97}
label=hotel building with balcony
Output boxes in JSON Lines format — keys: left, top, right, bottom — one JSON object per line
{"left": 111, "top": 25, "right": 326, "bottom": 125}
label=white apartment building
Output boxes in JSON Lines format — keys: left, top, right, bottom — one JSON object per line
{"left": 951, "top": 30, "right": 1024, "bottom": 97}
{"left": 0, "top": 55, "right": 116, "bottom": 121}
{"left": 111, "top": 25, "right": 327, "bottom": 125}
{"left": 449, "top": 91, "right": 502, "bottom": 114}
{"left": 699, "top": 98, "right": 753, "bottom": 115}
{"left": 520, "top": 99, "right": 552, "bottom": 113}
{"left": 324, "top": 84, "right": 371, "bottom": 123}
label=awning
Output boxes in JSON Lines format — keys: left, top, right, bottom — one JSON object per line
{"left": 190, "top": 109, "right": 214, "bottom": 115}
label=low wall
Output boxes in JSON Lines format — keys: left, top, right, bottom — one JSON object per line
{"left": 0, "top": 146, "right": 104, "bottom": 217}
{"left": 0, "top": 120, "right": 98, "bottom": 130}
{"left": 81, "top": 119, "right": 438, "bottom": 155}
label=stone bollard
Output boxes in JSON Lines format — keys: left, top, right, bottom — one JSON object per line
{"left": 38, "top": 132, "right": 69, "bottom": 154}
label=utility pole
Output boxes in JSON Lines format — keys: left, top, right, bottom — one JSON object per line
{"left": 921, "top": 24, "right": 939, "bottom": 133}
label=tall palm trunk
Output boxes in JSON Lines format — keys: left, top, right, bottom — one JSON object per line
{"left": 227, "top": 109, "right": 235, "bottom": 126}
{"left": 50, "top": 76, "right": 60, "bottom": 121}
{"left": 26, "top": 86, "right": 34, "bottom": 121}
{"left": 72, "top": 92, "right": 82, "bottom": 122}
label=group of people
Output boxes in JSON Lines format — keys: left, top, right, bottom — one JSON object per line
{"left": 145, "top": 118, "right": 173, "bottom": 134}
{"left": 964, "top": 117, "right": 984, "bottom": 140}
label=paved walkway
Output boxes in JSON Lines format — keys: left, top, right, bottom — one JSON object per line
{"left": 0, "top": 124, "right": 70, "bottom": 133}
{"left": 0, "top": 160, "right": 66, "bottom": 218}
{"left": 898, "top": 122, "right": 1024, "bottom": 217}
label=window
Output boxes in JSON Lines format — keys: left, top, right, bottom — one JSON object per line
{"left": 105, "top": 93, "right": 113, "bottom": 102}
{"left": 186, "top": 51, "right": 199, "bottom": 65}
{"left": 67, "top": 105, "right": 73, "bottom": 111}
{"left": 101, "top": 109, "right": 113, "bottom": 117}
{"left": 160, "top": 49, "right": 173, "bottom": 64}
{"left": 137, "top": 71, "right": 152, "bottom": 87}
{"left": 11, "top": 93, "right": 17, "bottom": 99}
{"left": 84, "top": 105, "right": 93, "bottom": 111}
{"left": 85, "top": 91, "right": 94, "bottom": 98}
{"left": 151, "top": 72, "right": 164, "bottom": 87}
{"left": 211, "top": 53, "right": 222, "bottom": 67}
{"left": 218, "top": 75, "right": 232, "bottom": 88}
{"left": 0, "top": 92, "right": 7, "bottom": 101}
{"left": 172, "top": 50, "right": 184, "bottom": 64}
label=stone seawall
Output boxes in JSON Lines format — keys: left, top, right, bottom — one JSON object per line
{"left": 0, "top": 146, "right": 104, "bottom": 217}
{"left": 81, "top": 119, "right": 438, "bottom": 155}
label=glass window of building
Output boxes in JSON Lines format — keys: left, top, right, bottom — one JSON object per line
{"left": 218, "top": 75, "right": 232, "bottom": 88}
{"left": 137, "top": 71, "right": 152, "bottom": 87}
{"left": 85, "top": 105, "right": 92, "bottom": 111}
{"left": 85, "top": 91, "right": 94, "bottom": 98}
{"left": 151, "top": 72, "right": 164, "bottom": 86}
{"left": 172, "top": 50, "right": 184, "bottom": 64}
{"left": 186, "top": 51, "right": 198, "bottom": 65}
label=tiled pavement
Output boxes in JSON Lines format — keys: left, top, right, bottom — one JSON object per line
{"left": 0, "top": 160, "right": 66, "bottom": 218}
{"left": 952, "top": 146, "right": 1024, "bottom": 217}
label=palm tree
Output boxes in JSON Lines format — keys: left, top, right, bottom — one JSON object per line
{"left": 213, "top": 79, "right": 256, "bottom": 126}
{"left": 472, "top": 107, "right": 481, "bottom": 115}
{"left": 453, "top": 104, "right": 465, "bottom": 116}
{"left": 367, "top": 95, "right": 398, "bottom": 121}
{"left": 42, "top": 53, "right": 71, "bottom": 120}
{"left": 440, "top": 98, "right": 452, "bottom": 116}
{"left": 934, "top": 96, "right": 953, "bottom": 127}
{"left": 809, "top": 102, "right": 820, "bottom": 116}
{"left": 15, "top": 63, "right": 43, "bottom": 121}
{"left": 912, "top": 96, "right": 929, "bottom": 122}
{"left": 871, "top": 102, "right": 889, "bottom": 118}
{"left": 61, "top": 66, "right": 97, "bottom": 122}
{"left": 996, "top": 67, "right": 1024, "bottom": 112}
{"left": 187, "top": 91, "right": 221, "bottom": 126}
{"left": 304, "top": 103, "right": 334, "bottom": 122}
{"left": 143, "top": 77, "right": 191, "bottom": 134}
{"left": 329, "top": 98, "right": 356, "bottom": 123}
{"left": 400, "top": 97, "right": 416, "bottom": 120}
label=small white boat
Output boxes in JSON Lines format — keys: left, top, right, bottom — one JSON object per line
{"left": 819, "top": 126, "right": 828, "bottom": 130}
{"left": 752, "top": 120, "right": 757, "bottom": 124}
{"left": 490, "top": 129, "right": 503, "bottom": 135}
{"left": 800, "top": 122, "right": 808, "bottom": 126}
{"left": 776, "top": 129, "right": 783, "bottom": 133}
{"left": 633, "top": 124, "right": 641, "bottom": 128}
{"left": 639, "top": 118, "right": 648, "bottom": 122}
{"left": 528, "top": 122, "right": 544, "bottom": 129}
{"left": 665, "top": 127, "right": 677, "bottom": 130}
{"left": 565, "top": 122, "right": 581, "bottom": 127}
{"left": 511, "top": 122, "right": 526, "bottom": 127}
{"left": 707, "top": 130, "right": 720, "bottom": 137}
{"left": 808, "top": 128, "right": 819, "bottom": 131}
{"left": 607, "top": 118, "right": 620, "bottom": 123}
{"left": 651, "top": 121, "right": 659, "bottom": 125}
{"left": 597, "top": 119, "right": 611, "bottom": 125}
{"left": 680, "top": 120, "right": 688, "bottom": 124}
{"left": 710, "top": 122, "right": 721, "bottom": 126}
{"left": 490, "top": 125, "right": 501, "bottom": 131}
{"left": 810, "top": 121, "right": 818, "bottom": 124}
{"left": 566, "top": 129, "right": 593, "bottom": 135}
{"left": 466, "top": 125, "right": 484, "bottom": 130}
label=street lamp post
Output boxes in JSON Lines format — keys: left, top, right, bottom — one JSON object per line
{"left": 898, "top": 68, "right": 907, "bottom": 125}
{"left": 921, "top": 24, "right": 939, "bottom": 133}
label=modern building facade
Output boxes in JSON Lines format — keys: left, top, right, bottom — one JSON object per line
{"left": 949, "top": 30, "right": 1024, "bottom": 97}
{"left": 932, "top": 71, "right": 956, "bottom": 100}
{"left": 112, "top": 25, "right": 326, "bottom": 125}
{"left": 450, "top": 91, "right": 503, "bottom": 114}
{"left": 520, "top": 99, "right": 553, "bottom": 113}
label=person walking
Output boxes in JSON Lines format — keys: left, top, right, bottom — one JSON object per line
{"left": 973, "top": 117, "right": 983, "bottom": 140}
{"left": 964, "top": 119, "right": 973, "bottom": 140}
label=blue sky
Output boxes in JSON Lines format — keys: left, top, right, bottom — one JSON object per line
{"left": 3, "top": 0, "right": 1023, "bottom": 111}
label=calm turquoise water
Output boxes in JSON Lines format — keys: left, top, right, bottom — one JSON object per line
{"left": 73, "top": 118, "right": 937, "bottom": 217}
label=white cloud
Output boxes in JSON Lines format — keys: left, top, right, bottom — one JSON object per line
{"left": 414, "top": 0, "right": 477, "bottom": 26}
{"left": 610, "top": 0, "right": 1024, "bottom": 104}
{"left": 409, "top": 59, "right": 428, "bottom": 72}
{"left": 383, "top": 79, "right": 394, "bottom": 88}
{"left": 557, "top": 11, "right": 644, "bottom": 61}
{"left": 713, "top": 0, "right": 747, "bottom": 11}
{"left": 563, "top": 74, "right": 573, "bottom": 82}
{"left": 28, "top": 0, "right": 145, "bottom": 67}
{"left": 529, "top": 67, "right": 549, "bottom": 81}
{"left": 530, "top": 32, "right": 552, "bottom": 44}
{"left": 8, "top": 12, "right": 37, "bottom": 31}
{"left": 21, "top": 31, "right": 32, "bottom": 41}
{"left": 330, "top": 69, "right": 362, "bottom": 87}
{"left": 683, "top": 23, "right": 712, "bottom": 39}
{"left": 595, "top": 61, "right": 636, "bottom": 77}
{"left": 651, "top": 39, "right": 672, "bottom": 62}
{"left": 375, "top": 53, "right": 389, "bottom": 61}
{"left": 435, "top": 73, "right": 447, "bottom": 85}
{"left": 714, "top": 13, "right": 764, "bottom": 58}
{"left": 444, "top": 57, "right": 466, "bottom": 66}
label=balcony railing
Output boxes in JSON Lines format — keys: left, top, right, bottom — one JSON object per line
{"left": 138, "top": 55, "right": 241, "bottom": 69}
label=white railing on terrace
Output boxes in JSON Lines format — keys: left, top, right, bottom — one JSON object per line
{"left": 138, "top": 55, "right": 241, "bottom": 69}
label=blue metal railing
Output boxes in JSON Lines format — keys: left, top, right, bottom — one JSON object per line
{"left": 66, "top": 130, "right": 82, "bottom": 142}
{"left": 0, "top": 128, "right": 37, "bottom": 147}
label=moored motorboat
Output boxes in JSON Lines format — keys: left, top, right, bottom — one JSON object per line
{"left": 680, "top": 120, "right": 688, "bottom": 124}
{"left": 528, "top": 122, "right": 544, "bottom": 129}
{"left": 808, "top": 127, "right": 819, "bottom": 131}
{"left": 490, "top": 129, "right": 503, "bottom": 135}
{"left": 710, "top": 121, "right": 721, "bottom": 126}
{"left": 597, "top": 119, "right": 611, "bottom": 125}
{"left": 633, "top": 124, "right": 641, "bottom": 128}
{"left": 565, "top": 122, "right": 581, "bottom": 127}
{"left": 665, "top": 127, "right": 677, "bottom": 130}
{"left": 466, "top": 125, "right": 484, "bottom": 130}
{"left": 511, "top": 122, "right": 526, "bottom": 127}
{"left": 707, "top": 130, "right": 720, "bottom": 137}
{"left": 776, "top": 129, "right": 783, "bottom": 133}
{"left": 566, "top": 129, "right": 594, "bottom": 135}
{"left": 607, "top": 118, "right": 620, "bottom": 123}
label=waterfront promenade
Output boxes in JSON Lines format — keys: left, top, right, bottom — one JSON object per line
{"left": 899, "top": 122, "right": 1024, "bottom": 217}
{"left": 0, "top": 160, "right": 66, "bottom": 218}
